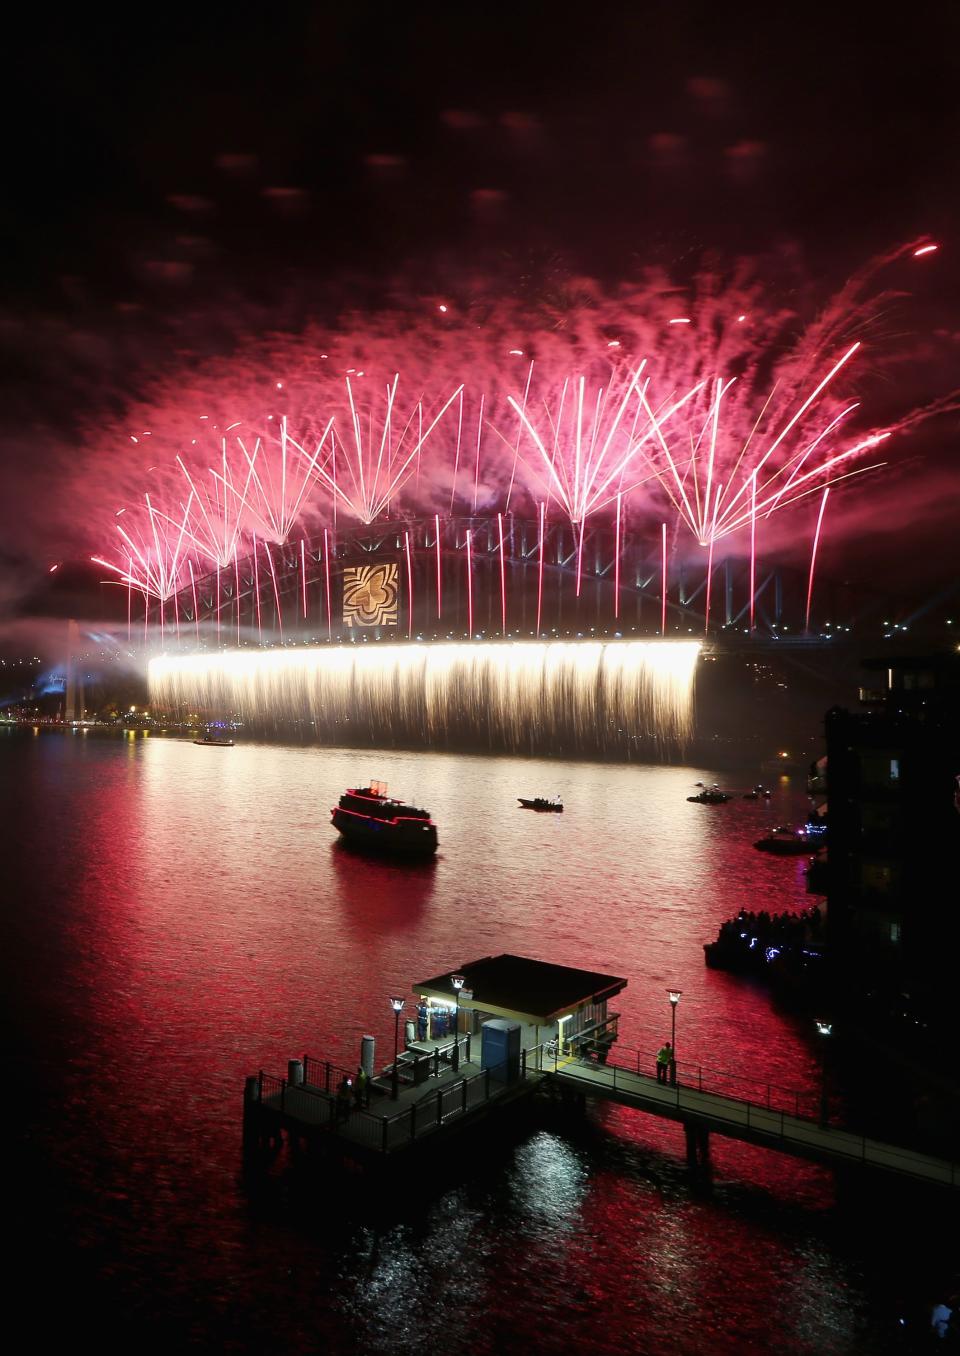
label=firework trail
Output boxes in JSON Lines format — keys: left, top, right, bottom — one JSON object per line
{"left": 84, "top": 237, "right": 958, "bottom": 601}
{"left": 289, "top": 375, "right": 465, "bottom": 524}
{"left": 92, "top": 492, "right": 194, "bottom": 605}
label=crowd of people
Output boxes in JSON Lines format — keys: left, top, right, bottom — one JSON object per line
{"left": 713, "top": 903, "right": 823, "bottom": 953}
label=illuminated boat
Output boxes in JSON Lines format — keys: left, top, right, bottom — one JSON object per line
{"left": 518, "top": 797, "right": 563, "bottom": 812}
{"left": 331, "top": 781, "right": 438, "bottom": 856}
{"left": 753, "top": 824, "right": 823, "bottom": 854}
{"left": 193, "top": 734, "right": 234, "bottom": 746}
{"left": 687, "top": 787, "right": 731, "bottom": 804}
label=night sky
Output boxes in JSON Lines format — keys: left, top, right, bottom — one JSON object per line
{"left": 3, "top": 4, "right": 960, "bottom": 624}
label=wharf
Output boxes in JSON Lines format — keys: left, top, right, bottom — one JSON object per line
{"left": 245, "top": 1040, "right": 541, "bottom": 1165}
{"left": 243, "top": 953, "right": 959, "bottom": 1190}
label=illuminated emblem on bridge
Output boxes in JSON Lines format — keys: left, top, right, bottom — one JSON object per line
{"left": 342, "top": 562, "right": 399, "bottom": 628}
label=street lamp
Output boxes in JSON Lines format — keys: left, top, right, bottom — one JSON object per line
{"left": 815, "top": 1018, "right": 832, "bottom": 1126}
{"left": 450, "top": 973, "right": 466, "bottom": 1072}
{"left": 390, "top": 996, "right": 405, "bottom": 1100}
{"left": 667, "top": 989, "right": 682, "bottom": 1085}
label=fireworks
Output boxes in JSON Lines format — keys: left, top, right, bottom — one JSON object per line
{"left": 298, "top": 376, "right": 465, "bottom": 525}
{"left": 149, "top": 639, "right": 700, "bottom": 755}
{"left": 87, "top": 239, "right": 959, "bottom": 637}
{"left": 636, "top": 340, "right": 891, "bottom": 549}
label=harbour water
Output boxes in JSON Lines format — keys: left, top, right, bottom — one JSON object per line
{"left": 1, "top": 731, "right": 941, "bottom": 1353}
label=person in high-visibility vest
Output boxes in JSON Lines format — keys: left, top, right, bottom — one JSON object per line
{"left": 656, "top": 1041, "right": 673, "bottom": 1084}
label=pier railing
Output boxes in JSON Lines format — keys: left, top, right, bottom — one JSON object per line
{"left": 256, "top": 1053, "right": 530, "bottom": 1152}
{"left": 254, "top": 1046, "right": 959, "bottom": 1183}
{"left": 530, "top": 1042, "right": 825, "bottom": 1121}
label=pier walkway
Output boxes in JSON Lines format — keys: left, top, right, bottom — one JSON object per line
{"left": 247, "top": 1045, "right": 537, "bottom": 1161}
{"left": 245, "top": 1042, "right": 959, "bottom": 1189}
{"left": 544, "top": 1047, "right": 959, "bottom": 1188}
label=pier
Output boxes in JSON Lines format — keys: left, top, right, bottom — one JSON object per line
{"left": 244, "top": 954, "right": 959, "bottom": 1190}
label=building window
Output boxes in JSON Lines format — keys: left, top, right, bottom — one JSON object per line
{"left": 890, "top": 922, "right": 901, "bottom": 943}
{"left": 889, "top": 758, "right": 900, "bottom": 782}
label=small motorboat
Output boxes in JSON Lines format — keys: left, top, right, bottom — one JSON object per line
{"left": 193, "top": 733, "right": 234, "bottom": 747}
{"left": 742, "top": 784, "right": 772, "bottom": 800}
{"left": 518, "top": 796, "right": 564, "bottom": 812}
{"left": 754, "top": 825, "right": 814, "bottom": 854}
{"left": 687, "top": 786, "right": 731, "bottom": 804}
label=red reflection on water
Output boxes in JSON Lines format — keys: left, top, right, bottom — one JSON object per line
{"left": 7, "top": 734, "right": 901, "bottom": 1354}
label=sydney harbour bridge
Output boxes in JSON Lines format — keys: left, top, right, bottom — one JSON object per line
{"left": 143, "top": 513, "right": 894, "bottom": 759}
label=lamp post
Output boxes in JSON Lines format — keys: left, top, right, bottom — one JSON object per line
{"left": 815, "top": 1018, "right": 832, "bottom": 1126}
{"left": 390, "top": 996, "right": 405, "bottom": 1100}
{"left": 667, "top": 989, "right": 682, "bottom": 1085}
{"left": 450, "top": 973, "right": 466, "bottom": 1072}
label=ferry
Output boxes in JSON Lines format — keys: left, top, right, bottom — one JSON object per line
{"left": 331, "top": 781, "right": 438, "bottom": 856}
{"left": 518, "top": 796, "right": 563, "bottom": 813}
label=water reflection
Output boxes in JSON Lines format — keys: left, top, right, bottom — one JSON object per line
{"left": 329, "top": 839, "right": 437, "bottom": 939}
{"left": 510, "top": 1132, "right": 588, "bottom": 1236}
{"left": 2, "top": 731, "right": 924, "bottom": 1354}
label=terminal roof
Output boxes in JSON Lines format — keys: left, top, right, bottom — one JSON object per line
{"left": 413, "top": 953, "right": 627, "bottom": 1024}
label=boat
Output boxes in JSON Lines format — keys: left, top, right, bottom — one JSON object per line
{"left": 193, "top": 734, "right": 234, "bottom": 747}
{"left": 518, "top": 797, "right": 563, "bottom": 812}
{"left": 753, "top": 825, "right": 820, "bottom": 855}
{"left": 687, "top": 786, "right": 731, "bottom": 804}
{"left": 331, "top": 781, "right": 438, "bottom": 856}
{"left": 742, "top": 784, "right": 772, "bottom": 800}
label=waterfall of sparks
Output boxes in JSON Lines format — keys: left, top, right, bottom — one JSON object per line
{"left": 149, "top": 640, "right": 700, "bottom": 757}
{"left": 805, "top": 488, "right": 831, "bottom": 632}
{"left": 300, "top": 539, "right": 308, "bottom": 619}
{"left": 660, "top": 524, "right": 668, "bottom": 635}
{"left": 473, "top": 394, "right": 484, "bottom": 514}
{"left": 189, "top": 561, "right": 199, "bottom": 644}
{"left": 614, "top": 494, "right": 622, "bottom": 621}
{"left": 173, "top": 588, "right": 180, "bottom": 642}
{"left": 536, "top": 502, "right": 545, "bottom": 638}
{"left": 497, "top": 512, "right": 508, "bottom": 633}
{"left": 323, "top": 528, "right": 332, "bottom": 640}
{"left": 216, "top": 564, "right": 221, "bottom": 643}
{"left": 143, "top": 589, "right": 149, "bottom": 643}
{"left": 466, "top": 530, "right": 474, "bottom": 638}
{"left": 159, "top": 595, "right": 165, "bottom": 643}
{"left": 265, "top": 541, "right": 283, "bottom": 641}
{"left": 234, "top": 549, "right": 241, "bottom": 644}
{"left": 405, "top": 530, "right": 413, "bottom": 639}
{"left": 252, "top": 536, "right": 263, "bottom": 644}
{"left": 126, "top": 576, "right": 132, "bottom": 643}
{"left": 749, "top": 472, "right": 757, "bottom": 631}
{"left": 704, "top": 533, "right": 715, "bottom": 635}
{"left": 434, "top": 514, "right": 442, "bottom": 619}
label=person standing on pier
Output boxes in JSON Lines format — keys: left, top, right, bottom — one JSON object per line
{"left": 354, "top": 1066, "right": 368, "bottom": 1110}
{"left": 656, "top": 1041, "right": 673, "bottom": 1084}
{"left": 337, "top": 1077, "right": 352, "bottom": 1122}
